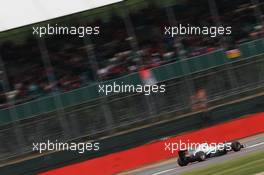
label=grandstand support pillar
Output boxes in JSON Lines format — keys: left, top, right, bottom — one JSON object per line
{"left": 121, "top": 2, "right": 158, "bottom": 117}
{"left": 37, "top": 37, "right": 72, "bottom": 140}
{"left": 208, "top": 0, "right": 239, "bottom": 90}
{"left": 121, "top": 1, "right": 142, "bottom": 66}
{"left": 0, "top": 55, "right": 26, "bottom": 152}
{"left": 78, "top": 16, "right": 114, "bottom": 130}
{"left": 208, "top": 0, "right": 228, "bottom": 48}
{"left": 165, "top": 5, "right": 195, "bottom": 106}
{"left": 251, "top": 0, "right": 264, "bottom": 26}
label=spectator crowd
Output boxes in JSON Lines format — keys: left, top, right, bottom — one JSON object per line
{"left": 0, "top": 0, "right": 264, "bottom": 108}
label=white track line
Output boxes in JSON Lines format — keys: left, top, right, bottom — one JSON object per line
{"left": 150, "top": 141, "right": 264, "bottom": 175}
{"left": 151, "top": 168, "right": 179, "bottom": 175}
{"left": 246, "top": 142, "right": 264, "bottom": 149}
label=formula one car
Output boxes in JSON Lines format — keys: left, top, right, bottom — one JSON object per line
{"left": 177, "top": 141, "right": 244, "bottom": 166}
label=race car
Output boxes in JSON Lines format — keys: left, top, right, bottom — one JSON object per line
{"left": 177, "top": 141, "right": 244, "bottom": 166}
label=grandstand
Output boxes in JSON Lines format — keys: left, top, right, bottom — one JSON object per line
{"left": 0, "top": 0, "right": 263, "bottom": 108}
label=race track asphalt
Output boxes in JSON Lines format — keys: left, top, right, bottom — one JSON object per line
{"left": 119, "top": 133, "right": 264, "bottom": 175}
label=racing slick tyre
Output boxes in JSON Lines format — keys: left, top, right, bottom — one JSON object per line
{"left": 231, "top": 141, "right": 242, "bottom": 152}
{"left": 177, "top": 158, "right": 189, "bottom": 166}
{"left": 196, "top": 151, "right": 206, "bottom": 162}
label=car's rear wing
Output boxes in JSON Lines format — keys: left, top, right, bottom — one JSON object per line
{"left": 178, "top": 150, "right": 187, "bottom": 159}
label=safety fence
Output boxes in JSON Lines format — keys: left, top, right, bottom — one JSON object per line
{"left": 0, "top": 54, "right": 263, "bottom": 162}
{"left": 0, "top": 38, "right": 264, "bottom": 124}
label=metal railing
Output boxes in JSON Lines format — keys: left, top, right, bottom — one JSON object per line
{"left": 0, "top": 55, "right": 263, "bottom": 162}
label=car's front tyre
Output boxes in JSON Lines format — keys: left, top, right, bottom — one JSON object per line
{"left": 196, "top": 151, "right": 206, "bottom": 162}
{"left": 231, "top": 141, "right": 242, "bottom": 152}
{"left": 177, "top": 158, "right": 189, "bottom": 166}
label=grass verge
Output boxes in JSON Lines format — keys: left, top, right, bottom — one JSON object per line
{"left": 182, "top": 151, "right": 264, "bottom": 175}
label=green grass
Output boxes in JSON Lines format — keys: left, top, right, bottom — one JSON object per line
{"left": 182, "top": 151, "right": 264, "bottom": 175}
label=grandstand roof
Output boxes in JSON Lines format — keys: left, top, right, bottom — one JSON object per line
{"left": 0, "top": 0, "right": 122, "bottom": 32}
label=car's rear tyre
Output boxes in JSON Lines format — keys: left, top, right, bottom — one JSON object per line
{"left": 196, "top": 152, "right": 206, "bottom": 162}
{"left": 231, "top": 141, "right": 242, "bottom": 152}
{"left": 177, "top": 158, "right": 188, "bottom": 166}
